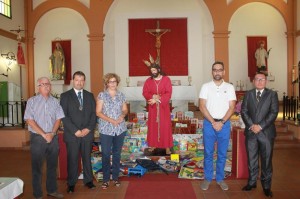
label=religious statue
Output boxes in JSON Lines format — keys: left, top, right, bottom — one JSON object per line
{"left": 49, "top": 42, "right": 65, "bottom": 80}
{"left": 143, "top": 54, "right": 159, "bottom": 67}
{"left": 255, "top": 40, "right": 271, "bottom": 74}
{"left": 147, "top": 29, "right": 169, "bottom": 57}
{"left": 145, "top": 21, "right": 170, "bottom": 63}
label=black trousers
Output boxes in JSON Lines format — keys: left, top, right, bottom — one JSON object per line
{"left": 65, "top": 138, "right": 93, "bottom": 186}
{"left": 245, "top": 132, "right": 274, "bottom": 189}
{"left": 30, "top": 133, "right": 59, "bottom": 198}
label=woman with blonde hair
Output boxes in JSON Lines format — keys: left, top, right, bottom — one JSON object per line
{"left": 96, "top": 73, "right": 128, "bottom": 189}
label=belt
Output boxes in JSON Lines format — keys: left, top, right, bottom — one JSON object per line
{"left": 213, "top": 118, "right": 226, "bottom": 124}
{"left": 213, "top": 118, "right": 223, "bottom": 122}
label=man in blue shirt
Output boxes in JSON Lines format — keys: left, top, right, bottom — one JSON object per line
{"left": 24, "top": 77, "right": 65, "bottom": 199}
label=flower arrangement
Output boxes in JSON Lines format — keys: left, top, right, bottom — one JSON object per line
{"left": 234, "top": 96, "right": 243, "bottom": 116}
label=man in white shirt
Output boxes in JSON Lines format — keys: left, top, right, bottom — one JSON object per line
{"left": 199, "top": 61, "right": 236, "bottom": 191}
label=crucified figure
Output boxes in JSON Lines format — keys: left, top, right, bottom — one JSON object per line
{"left": 145, "top": 21, "right": 171, "bottom": 62}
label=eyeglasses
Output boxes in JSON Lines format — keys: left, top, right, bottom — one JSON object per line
{"left": 254, "top": 78, "right": 266, "bottom": 82}
{"left": 108, "top": 80, "right": 117, "bottom": 84}
{"left": 212, "top": 69, "right": 224, "bottom": 73}
{"left": 38, "top": 83, "right": 51, "bottom": 87}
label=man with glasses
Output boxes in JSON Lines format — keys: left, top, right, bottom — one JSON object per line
{"left": 60, "top": 71, "right": 97, "bottom": 193}
{"left": 24, "top": 77, "right": 65, "bottom": 199}
{"left": 241, "top": 72, "right": 278, "bottom": 197}
{"left": 199, "top": 61, "right": 236, "bottom": 191}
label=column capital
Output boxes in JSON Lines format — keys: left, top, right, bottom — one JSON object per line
{"left": 285, "top": 31, "right": 296, "bottom": 38}
{"left": 212, "top": 31, "right": 231, "bottom": 38}
{"left": 87, "top": 33, "right": 105, "bottom": 41}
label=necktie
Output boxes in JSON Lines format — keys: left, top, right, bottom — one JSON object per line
{"left": 256, "top": 91, "right": 261, "bottom": 102}
{"left": 78, "top": 91, "right": 83, "bottom": 106}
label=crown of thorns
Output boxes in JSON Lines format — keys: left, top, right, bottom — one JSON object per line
{"left": 143, "top": 54, "right": 160, "bottom": 67}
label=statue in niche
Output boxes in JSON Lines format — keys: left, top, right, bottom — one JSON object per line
{"left": 49, "top": 42, "right": 65, "bottom": 80}
{"left": 255, "top": 40, "right": 271, "bottom": 75}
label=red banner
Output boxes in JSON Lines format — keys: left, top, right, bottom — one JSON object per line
{"left": 17, "top": 42, "right": 25, "bottom": 65}
{"left": 129, "top": 18, "right": 188, "bottom": 76}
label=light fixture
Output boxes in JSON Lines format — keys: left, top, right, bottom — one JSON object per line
{"left": 1, "top": 52, "right": 16, "bottom": 61}
{"left": 0, "top": 68, "right": 10, "bottom": 77}
{"left": 1, "top": 52, "right": 15, "bottom": 77}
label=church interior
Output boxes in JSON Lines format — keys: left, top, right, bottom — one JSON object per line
{"left": 0, "top": 0, "right": 300, "bottom": 198}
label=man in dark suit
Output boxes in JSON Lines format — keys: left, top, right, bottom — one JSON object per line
{"left": 241, "top": 72, "right": 279, "bottom": 198}
{"left": 60, "top": 71, "right": 97, "bottom": 193}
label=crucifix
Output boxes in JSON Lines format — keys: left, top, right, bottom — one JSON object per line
{"left": 145, "top": 20, "right": 171, "bottom": 63}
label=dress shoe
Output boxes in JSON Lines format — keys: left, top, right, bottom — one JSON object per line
{"left": 47, "top": 192, "right": 64, "bottom": 198}
{"left": 67, "top": 185, "right": 75, "bottom": 193}
{"left": 242, "top": 184, "right": 257, "bottom": 191}
{"left": 85, "top": 181, "right": 96, "bottom": 189}
{"left": 263, "top": 189, "right": 273, "bottom": 197}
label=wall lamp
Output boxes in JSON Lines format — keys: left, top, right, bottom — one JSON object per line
{"left": 0, "top": 68, "right": 10, "bottom": 77}
{"left": 1, "top": 52, "right": 16, "bottom": 61}
{"left": 1, "top": 52, "right": 15, "bottom": 77}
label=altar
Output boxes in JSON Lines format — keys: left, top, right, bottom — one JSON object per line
{"left": 119, "top": 85, "right": 198, "bottom": 113}
{"left": 0, "top": 177, "right": 24, "bottom": 199}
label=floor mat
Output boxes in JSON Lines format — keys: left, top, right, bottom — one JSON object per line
{"left": 123, "top": 173, "right": 198, "bottom": 199}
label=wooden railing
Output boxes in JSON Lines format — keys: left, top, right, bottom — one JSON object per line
{"left": 0, "top": 100, "right": 27, "bottom": 128}
{"left": 283, "top": 93, "right": 299, "bottom": 123}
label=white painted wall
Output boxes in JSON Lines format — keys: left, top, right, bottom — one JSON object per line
{"left": 103, "top": 0, "right": 215, "bottom": 98}
{"left": 229, "top": 2, "right": 287, "bottom": 99}
{"left": 34, "top": 8, "right": 90, "bottom": 95}
{"left": 0, "top": 0, "right": 294, "bottom": 101}
{"left": 0, "top": 0, "right": 24, "bottom": 29}
{"left": 0, "top": 0, "right": 25, "bottom": 100}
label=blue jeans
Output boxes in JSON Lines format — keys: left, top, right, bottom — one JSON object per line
{"left": 101, "top": 132, "right": 125, "bottom": 182}
{"left": 203, "top": 119, "right": 231, "bottom": 182}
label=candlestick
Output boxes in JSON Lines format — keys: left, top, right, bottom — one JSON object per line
{"left": 292, "top": 68, "right": 295, "bottom": 82}
{"left": 188, "top": 76, "right": 192, "bottom": 86}
{"left": 126, "top": 77, "right": 130, "bottom": 87}
{"left": 236, "top": 81, "right": 240, "bottom": 91}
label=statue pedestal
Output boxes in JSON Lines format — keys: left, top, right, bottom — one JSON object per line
{"left": 51, "top": 80, "right": 70, "bottom": 95}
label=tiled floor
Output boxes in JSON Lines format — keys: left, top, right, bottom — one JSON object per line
{"left": 0, "top": 148, "right": 300, "bottom": 199}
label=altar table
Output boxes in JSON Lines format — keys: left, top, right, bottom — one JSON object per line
{"left": 0, "top": 177, "right": 24, "bottom": 199}
{"left": 120, "top": 85, "right": 198, "bottom": 104}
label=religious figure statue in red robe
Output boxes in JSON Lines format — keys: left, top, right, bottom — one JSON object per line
{"left": 142, "top": 64, "right": 173, "bottom": 154}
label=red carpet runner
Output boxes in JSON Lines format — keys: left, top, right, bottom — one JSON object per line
{"left": 123, "top": 173, "right": 198, "bottom": 199}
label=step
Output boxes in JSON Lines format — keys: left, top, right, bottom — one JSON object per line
{"left": 274, "top": 140, "right": 300, "bottom": 149}
{"left": 275, "top": 130, "right": 294, "bottom": 141}
{"left": 275, "top": 124, "right": 288, "bottom": 133}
